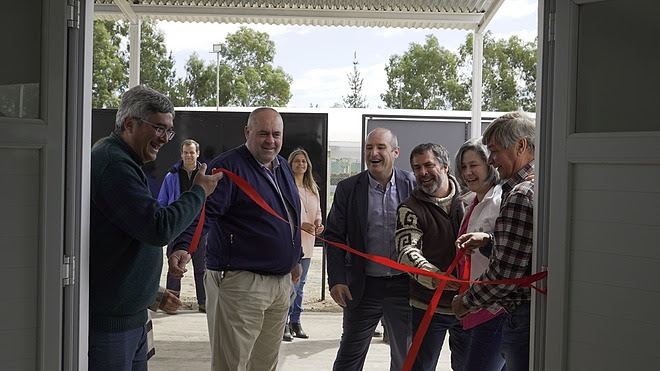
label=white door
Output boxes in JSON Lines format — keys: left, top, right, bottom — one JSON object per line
{"left": 539, "top": 0, "right": 660, "bottom": 369}
{"left": 0, "top": 1, "right": 92, "bottom": 369}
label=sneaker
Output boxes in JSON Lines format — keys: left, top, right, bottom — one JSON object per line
{"left": 198, "top": 303, "right": 206, "bottom": 313}
{"left": 373, "top": 329, "right": 383, "bottom": 337}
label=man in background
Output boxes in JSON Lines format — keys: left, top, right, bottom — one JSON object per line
{"left": 158, "top": 138, "right": 207, "bottom": 313}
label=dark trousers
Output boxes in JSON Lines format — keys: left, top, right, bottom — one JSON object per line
{"left": 166, "top": 234, "right": 206, "bottom": 304}
{"left": 333, "top": 275, "right": 412, "bottom": 371}
{"left": 411, "top": 306, "right": 471, "bottom": 371}
{"left": 88, "top": 322, "right": 149, "bottom": 371}
{"left": 501, "top": 302, "right": 530, "bottom": 371}
{"left": 463, "top": 312, "right": 507, "bottom": 371}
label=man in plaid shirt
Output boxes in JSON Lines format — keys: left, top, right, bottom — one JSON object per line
{"left": 452, "top": 112, "right": 535, "bottom": 371}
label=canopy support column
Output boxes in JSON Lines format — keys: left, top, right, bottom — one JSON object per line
{"left": 470, "top": 30, "right": 483, "bottom": 139}
{"left": 128, "top": 18, "right": 141, "bottom": 88}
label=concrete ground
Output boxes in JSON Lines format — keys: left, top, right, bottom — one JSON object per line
{"left": 149, "top": 310, "right": 452, "bottom": 370}
{"left": 154, "top": 245, "right": 451, "bottom": 370}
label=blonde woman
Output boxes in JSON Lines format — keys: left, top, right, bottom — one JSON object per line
{"left": 285, "top": 148, "right": 324, "bottom": 341}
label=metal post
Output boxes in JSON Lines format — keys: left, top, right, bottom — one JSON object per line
{"left": 212, "top": 43, "right": 222, "bottom": 110}
{"left": 128, "top": 18, "right": 141, "bottom": 88}
{"left": 215, "top": 52, "right": 219, "bottom": 110}
{"left": 321, "top": 241, "right": 326, "bottom": 301}
{"left": 470, "top": 31, "right": 484, "bottom": 138}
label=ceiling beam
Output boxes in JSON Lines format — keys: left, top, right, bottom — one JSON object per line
{"left": 113, "top": 0, "right": 138, "bottom": 23}
{"left": 476, "top": 0, "right": 505, "bottom": 33}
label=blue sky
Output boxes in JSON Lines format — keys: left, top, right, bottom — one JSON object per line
{"left": 158, "top": 0, "right": 537, "bottom": 109}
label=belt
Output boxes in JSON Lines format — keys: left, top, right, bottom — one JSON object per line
{"left": 368, "top": 273, "right": 407, "bottom": 280}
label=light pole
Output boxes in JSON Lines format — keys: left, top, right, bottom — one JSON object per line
{"left": 212, "top": 43, "right": 222, "bottom": 111}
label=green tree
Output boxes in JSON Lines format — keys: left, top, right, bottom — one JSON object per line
{"left": 458, "top": 32, "right": 537, "bottom": 112}
{"left": 219, "top": 27, "right": 292, "bottom": 106}
{"left": 178, "top": 53, "right": 220, "bottom": 106}
{"left": 343, "top": 53, "right": 367, "bottom": 108}
{"left": 92, "top": 20, "right": 128, "bottom": 108}
{"left": 381, "top": 35, "right": 469, "bottom": 110}
{"left": 91, "top": 23, "right": 293, "bottom": 109}
{"left": 92, "top": 20, "right": 179, "bottom": 108}
{"left": 135, "top": 21, "right": 178, "bottom": 102}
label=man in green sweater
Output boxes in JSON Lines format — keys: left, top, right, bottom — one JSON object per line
{"left": 89, "top": 85, "right": 223, "bottom": 370}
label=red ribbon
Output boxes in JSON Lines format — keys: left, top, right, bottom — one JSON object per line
{"left": 187, "top": 168, "right": 548, "bottom": 369}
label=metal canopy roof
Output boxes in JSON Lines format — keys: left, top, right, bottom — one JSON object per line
{"left": 93, "top": 0, "right": 506, "bottom": 138}
{"left": 93, "top": 0, "right": 504, "bottom": 31}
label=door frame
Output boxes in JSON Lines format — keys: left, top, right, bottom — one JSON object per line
{"left": 61, "top": 0, "right": 93, "bottom": 369}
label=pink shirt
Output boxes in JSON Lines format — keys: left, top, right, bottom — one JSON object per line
{"left": 298, "top": 186, "right": 322, "bottom": 258}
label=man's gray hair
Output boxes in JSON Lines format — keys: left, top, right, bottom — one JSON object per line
{"left": 454, "top": 138, "right": 500, "bottom": 188}
{"left": 114, "top": 85, "right": 175, "bottom": 133}
{"left": 410, "top": 143, "right": 450, "bottom": 171}
{"left": 367, "top": 128, "right": 399, "bottom": 149}
{"left": 482, "top": 112, "right": 535, "bottom": 154}
{"left": 247, "top": 107, "right": 282, "bottom": 127}
{"left": 181, "top": 139, "right": 200, "bottom": 153}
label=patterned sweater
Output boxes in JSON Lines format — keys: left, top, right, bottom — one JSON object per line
{"left": 396, "top": 177, "right": 465, "bottom": 313}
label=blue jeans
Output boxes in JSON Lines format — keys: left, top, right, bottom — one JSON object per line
{"left": 411, "top": 306, "right": 471, "bottom": 371}
{"left": 501, "top": 302, "right": 530, "bottom": 371}
{"left": 463, "top": 312, "right": 507, "bottom": 371}
{"left": 333, "top": 275, "right": 411, "bottom": 371}
{"left": 88, "top": 323, "right": 149, "bottom": 371}
{"left": 288, "top": 257, "right": 311, "bottom": 323}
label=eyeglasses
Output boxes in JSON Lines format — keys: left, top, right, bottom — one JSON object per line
{"left": 139, "top": 118, "right": 175, "bottom": 140}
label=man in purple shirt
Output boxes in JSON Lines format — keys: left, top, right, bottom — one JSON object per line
{"left": 326, "top": 128, "right": 416, "bottom": 371}
{"left": 452, "top": 112, "right": 536, "bottom": 371}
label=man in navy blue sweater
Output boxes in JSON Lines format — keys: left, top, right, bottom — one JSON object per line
{"left": 171, "top": 107, "right": 302, "bottom": 371}
{"left": 89, "top": 85, "right": 223, "bottom": 370}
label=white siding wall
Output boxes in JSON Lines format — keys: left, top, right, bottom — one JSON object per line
{"left": 0, "top": 148, "right": 40, "bottom": 369}
{"left": 567, "top": 164, "right": 660, "bottom": 369}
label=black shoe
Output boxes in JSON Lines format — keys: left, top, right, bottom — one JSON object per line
{"left": 373, "top": 329, "right": 383, "bottom": 337}
{"left": 198, "top": 303, "right": 206, "bottom": 313}
{"left": 290, "top": 322, "right": 309, "bottom": 339}
{"left": 283, "top": 322, "right": 294, "bottom": 342}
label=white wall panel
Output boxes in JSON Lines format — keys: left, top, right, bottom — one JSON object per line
{"left": 566, "top": 338, "right": 659, "bottom": 371}
{"left": 0, "top": 147, "right": 39, "bottom": 368}
{"left": 563, "top": 162, "right": 660, "bottom": 369}
{"left": 568, "top": 282, "right": 660, "bottom": 326}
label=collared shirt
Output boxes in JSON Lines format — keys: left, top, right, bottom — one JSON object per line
{"left": 463, "top": 161, "right": 535, "bottom": 313}
{"left": 365, "top": 171, "right": 403, "bottom": 277}
{"left": 258, "top": 156, "right": 297, "bottom": 239}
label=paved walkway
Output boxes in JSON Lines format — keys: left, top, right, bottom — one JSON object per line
{"left": 149, "top": 310, "right": 452, "bottom": 370}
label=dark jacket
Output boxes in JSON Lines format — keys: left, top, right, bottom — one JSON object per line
{"left": 157, "top": 160, "right": 202, "bottom": 207}
{"left": 89, "top": 133, "right": 205, "bottom": 332}
{"left": 173, "top": 144, "right": 302, "bottom": 276}
{"left": 325, "top": 168, "right": 416, "bottom": 310}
